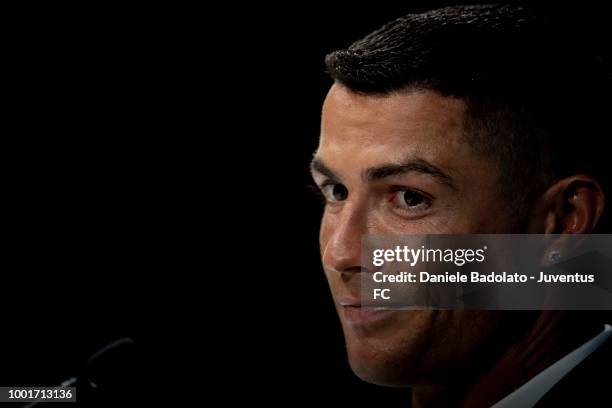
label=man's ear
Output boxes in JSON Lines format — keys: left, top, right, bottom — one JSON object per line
{"left": 527, "top": 175, "right": 605, "bottom": 234}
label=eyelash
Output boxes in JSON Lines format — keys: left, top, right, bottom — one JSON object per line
{"left": 318, "top": 181, "right": 346, "bottom": 205}
{"left": 389, "top": 186, "right": 433, "bottom": 215}
{"left": 313, "top": 181, "right": 433, "bottom": 215}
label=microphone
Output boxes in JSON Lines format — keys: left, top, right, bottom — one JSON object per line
{"left": 22, "top": 337, "right": 136, "bottom": 407}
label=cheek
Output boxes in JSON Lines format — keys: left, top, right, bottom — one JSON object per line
{"left": 460, "top": 198, "right": 517, "bottom": 233}
{"left": 426, "top": 189, "right": 518, "bottom": 233}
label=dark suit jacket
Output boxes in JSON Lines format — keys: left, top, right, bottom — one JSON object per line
{"left": 535, "top": 336, "right": 611, "bottom": 407}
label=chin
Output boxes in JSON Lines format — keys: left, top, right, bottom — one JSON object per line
{"left": 338, "top": 309, "right": 440, "bottom": 386}
{"left": 344, "top": 331, "right": 421, "bottom": 387}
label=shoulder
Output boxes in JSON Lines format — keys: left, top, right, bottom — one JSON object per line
{"left": 536, "top": 336, "right": 612, "bottom": 407}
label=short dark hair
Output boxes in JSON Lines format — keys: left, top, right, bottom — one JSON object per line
{"left": 325, "top": 4, "right": 611, "bottom": 229}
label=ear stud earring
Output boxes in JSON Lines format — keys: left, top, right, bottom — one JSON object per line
{"left": 549, "top": 250, "right": 562, "bottom": 263}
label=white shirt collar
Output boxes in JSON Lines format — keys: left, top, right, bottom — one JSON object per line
{"left": 492, "top": 324, "right": 612, "bottom": 408}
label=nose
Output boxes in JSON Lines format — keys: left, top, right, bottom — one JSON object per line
{"left": 321, "top": 202, "right": 368, "bottom": 274}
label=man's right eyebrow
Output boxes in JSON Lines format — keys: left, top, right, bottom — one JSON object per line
{"left": 310, "top": 158, "right": 340, "bottom": 181}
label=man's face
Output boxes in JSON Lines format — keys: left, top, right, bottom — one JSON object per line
{"left": 312, "top": 84, "right": 522, "bottom": 386}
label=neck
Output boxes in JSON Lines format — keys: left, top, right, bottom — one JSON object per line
{"left": 411, "top": 312, "right": 602, "bottom": 408}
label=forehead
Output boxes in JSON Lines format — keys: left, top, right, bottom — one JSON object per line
{"left": 319, "top": 84, "right": 469, "bottom": 168}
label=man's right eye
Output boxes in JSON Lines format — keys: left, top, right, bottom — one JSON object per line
{"left": 321, "top": 183, "right": 348, "bottom": 203}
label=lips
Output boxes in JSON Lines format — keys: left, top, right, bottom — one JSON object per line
{"left": 339, "top": 297, "right": 361, "bottom": 307}
{"left": 338, "top": 297, "right": 394, "bottom": 326}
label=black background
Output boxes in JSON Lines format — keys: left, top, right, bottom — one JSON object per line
{"left": 3, "top": 1, "right": 611, "bottom": 406}
{"left": 228, "top": 2, "right": 612, "bottom": 406}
